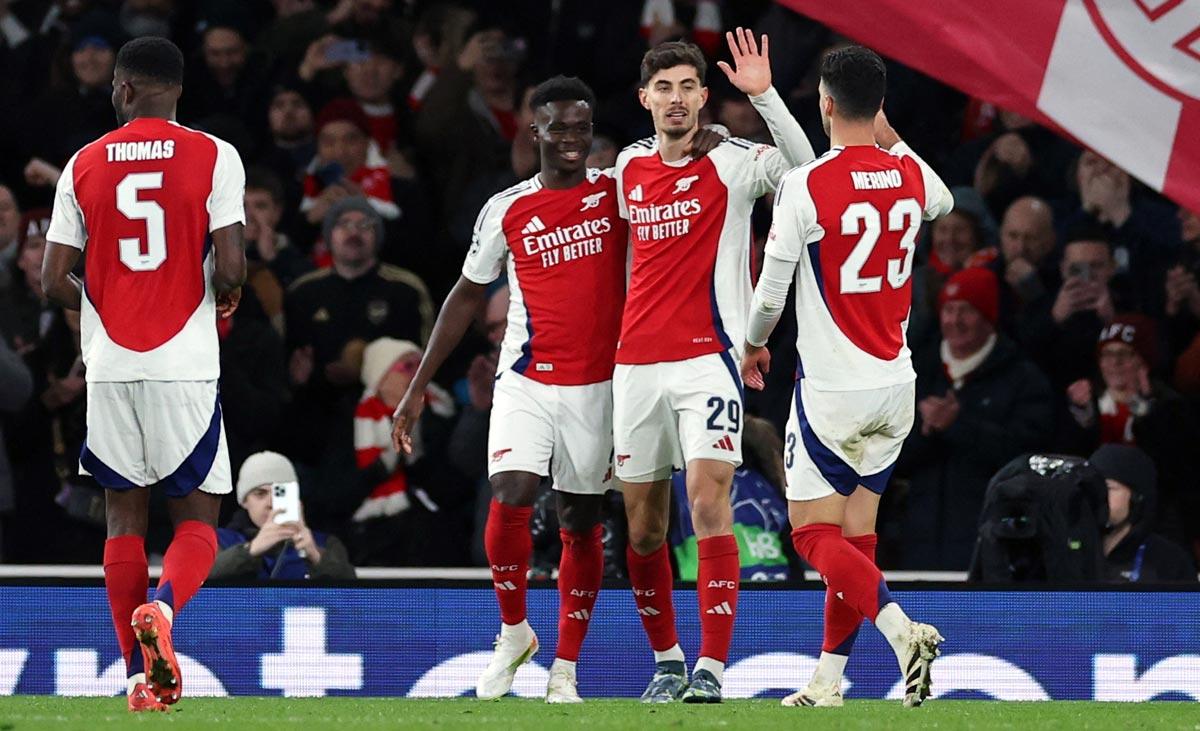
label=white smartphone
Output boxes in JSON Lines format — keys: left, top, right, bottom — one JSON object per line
{"left": 271, "top": 482, "right": 302, "bottom": 524}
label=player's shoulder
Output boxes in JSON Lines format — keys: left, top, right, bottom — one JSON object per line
{"left": 287, "top": 266, "right": 334, "bottom": 293}
{"left": 378, "top": 264, "right": 431, "bottom": 296}
{"left": 776, "top": 148, "right": 842, "bottom": 197}
{"left": 616, "top": 136, "right": 657, "bottom": 167}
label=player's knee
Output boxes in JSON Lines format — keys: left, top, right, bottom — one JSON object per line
{"left": 490, "top": 472, "right": 540, "bottom": 507}
{"left": 688, "top": 492, "right": 732, "bottom": 536}
{"left": 627, "top": 519, "right": 667, "bottom": 556}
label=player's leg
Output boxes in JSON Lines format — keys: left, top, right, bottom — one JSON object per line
{"left": 83, "top": 382, "right": 164, "bottom": 711}
{"left": 613, "top": 362, "right": 688, "bottom": 701}
{"left": 135, "top": 381, "right": 228, "bottom": 705}
{"left": 546, "top": 380, "right": 613, "bottom": 703}
{"left": 674, "top": 351, "right": 744, "bottom": 704}
{"left": 546, "top": 491, "right": 605, "bottom": 703}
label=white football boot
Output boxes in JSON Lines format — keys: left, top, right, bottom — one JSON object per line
{"left": 475, "top": 622, "right": 539, "bottom": 700}
{"left": 897, "top": 622, "right": 943, "bottom": 707}
{"left": 781, "top": 678, "right": 844, "bottom": 707}
{"left": 545, "top": 660, "right": 583, "bottom": 704}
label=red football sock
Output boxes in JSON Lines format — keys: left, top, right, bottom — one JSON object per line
{"left": 792, "top": 524, "right": 891, "bottom": 622}
{"left": 625, "top": 543, "right": 678, "bottom": 652}
{"left": 154, "top": 520, "right": 217, "bottom": 614}
{"left": 103, "top": 535, "right": 148, "bottom": 677}
{"left": 821, "top": 533, "right": 878, "bottom": 655}
{"left": 696, "top": 534, "right": 740, "bottom": 663}
{"left": 555, "top": 525, "right": 604, "bottom": 661}
{"left": 485, "top": 499, "right": 533, "bottom": 625}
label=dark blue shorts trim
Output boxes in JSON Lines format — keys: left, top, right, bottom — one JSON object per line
{"left": 794, "top": 381, "right": 895, "bottom": 497}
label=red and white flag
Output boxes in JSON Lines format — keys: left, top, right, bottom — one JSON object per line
{"left": 780, "top": 0, "right": 1200, "bottom": 212}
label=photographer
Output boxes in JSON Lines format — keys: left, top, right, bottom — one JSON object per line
{"left": 210, "top": 451, "right": 355, "bottom": 580}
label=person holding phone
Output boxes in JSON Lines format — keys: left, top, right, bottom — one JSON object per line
{"left": 210, "top": 451, "right": 355, "bottom": 580}
{"left": 300, "top": 98, "right": 400, "bottom": 225}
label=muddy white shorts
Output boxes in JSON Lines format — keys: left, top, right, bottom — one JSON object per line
{"left": 81, "top": 380, "right": 231, "bottom": 496}
{"left": 784, "top": 378, "right": 914, "bottom": 501}
{"left": 486, "top": 371, "right": 614, "bottom": 495}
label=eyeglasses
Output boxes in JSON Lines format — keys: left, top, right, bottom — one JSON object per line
{"left": 334, "top": 218, "right": 376, "bottom": 233}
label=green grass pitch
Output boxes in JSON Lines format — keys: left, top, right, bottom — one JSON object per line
{"left": 0, "top": 697, "right": 1196, "bottom": 730}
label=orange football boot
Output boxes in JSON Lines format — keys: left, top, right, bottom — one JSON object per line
{"left": 131, "top": 602, "right": 182, "bottom": 704}
{"left": 127, "top": 681, "right": 169, "bottom": 712}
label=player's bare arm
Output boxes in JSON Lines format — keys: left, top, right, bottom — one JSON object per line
{"left": 41, "top": 241, "right": 83, "bottom": 311}
{"left": 211, "top": 222, "right": 247, "bottom": 318}
{"left": 391, "top": 275, "right": 487, "bottom": 454}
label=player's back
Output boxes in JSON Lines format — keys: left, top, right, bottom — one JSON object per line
{"left": 773, "top": 143, "right": 951, "bottom": 391}
{"left": 55, "top": 117, "right": 243, "bottom": 382}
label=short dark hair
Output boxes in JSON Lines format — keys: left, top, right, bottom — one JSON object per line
{"left": 245, "top": 166, "right": 285, "bottom": 206}
{"left": 116, "top": 37, "right": 184, "bottom": 86}
{"left": 819, "top": 45, "right": 886, "bottom": 121}
{"left": 529, "top": 75, "right": 596, "bottom": 112}
{"left": 1064, "top": 220, "right": 1113, "bottom": 250}
{"left": 640, "top": 41, "right": 706, "bottom": 86}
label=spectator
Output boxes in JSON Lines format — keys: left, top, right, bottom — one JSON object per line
{"left": 345, "top": 337, "right": 466, "bottom": 566}
{"left": 301, "top": 98, "right": 399, "bottom": 225}
{"left": 587, "top": 135, "right": 618, "bottom": 169}
{"left": 283, "top": 196, "right": 432, "bottom": 463}
{"left": 1060, "top": 150, "right": 1182, "bottom": 315}
{"left": 996, "top": 196, "right": 1058, "bottom": 310}
{"left": 894, "top": 268, "right": 1053, "bottom": 569}
{"left": 0, "top": 209, "right": 53, "bottom": 352}
{"left": 210, "top": 451, "right": 356, "bottom": 580}
{"left": 0, "top": 184, "right": 19, "bottom": 295}
{"left": 342, "top": 38, "right": 411, "bottom": 167}
{"left": 1062, "top": 315, "right": 1200, "bottom": 551}
{"left": 407, "top": 3, "right": 476, "bottom": 112}
{"left": 1019, "top": 225, "right": 1121, "bottom": 390}
{"left": 218, "top": 287, "right": 289, "bottom": 473}
{"left": 180, "top": 24, "right": 271, "bottom": 139}
{"left": 908, "top": 186, "right": 995, "bottom": 352}
{"left": 1171, "top": 209, "right": 1200, "bottom": 396}
{"left": 0, "top": 332, "right": 33, "bottom": 560}
{"left": 415, "top": 27, "right": 521, "bottom": 218}
{"left": 244, "top": 166, "right": 313, "bottom": 294}
{"left": 257, "top": 83, "right": 317, "bottom": 212}
{"left": 1090, "top": 445, "right": 1196, "bottom": 582}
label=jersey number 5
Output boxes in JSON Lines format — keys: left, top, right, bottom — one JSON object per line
{"left": 839, "top": 198, "right": 921, "bottom": 294}
{"left": 116, "top": 172, "right": 167, "bottom": 272}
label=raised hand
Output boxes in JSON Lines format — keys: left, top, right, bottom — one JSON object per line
{"left": 717, "top": 27, "right": 771, "bottom": 97}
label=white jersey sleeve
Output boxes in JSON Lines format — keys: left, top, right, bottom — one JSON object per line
{"left": 747, "top": 167, "right": 820, "bottom": 346}
{"left": 206, "top": 136, "right": 246, "bottom": 231}
{"left": 462, "top": 196, "right": 509, "bottom": 285}
{"left": 891, "top": 140, "right": 954, "bottom": 220}
{"left": 748, "top": 85, "right": 816, "bottom": 171}
{"left": 45, "top": 152, "right": 86, "bottom": 250}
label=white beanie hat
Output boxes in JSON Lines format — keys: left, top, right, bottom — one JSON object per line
{"left": 361, "top": 337, "right": 422, "bottom": 391}
{"left": 236, "top": 451, "right": 298, "bottom": 504}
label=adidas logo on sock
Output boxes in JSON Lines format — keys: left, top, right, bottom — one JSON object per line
{"left": 494, "top": 581, "right": 518, "bottom": 591}
{"left": 711, "top": 435, "right": 735, "bottom": 451}
{"left": 637, "top": 606, "right": 660, "bottom": 617}
{"left": 567, "top": 609, "right": 591, "bottom": 621}
{"left": 521, "top": 216, "right": 546, "bottom": 234}
{"left": 705, "top": 601, "right": 733, "bottom": 616}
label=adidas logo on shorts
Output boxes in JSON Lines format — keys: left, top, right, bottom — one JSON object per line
{"left": 711, "top": 435, "right": 735, "bottom": 451}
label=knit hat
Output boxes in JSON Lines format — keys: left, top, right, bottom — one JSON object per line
{"left": 938, "top": 267, "right": 999, "bottom": 326}
{"left": 948, "top": 185, "right": 998, "bottom": 246}
{"left": 17, "top": 208, "right": 51, "bottom": 247}
{"left": 322, "top": 195, "right": 384, "bottom": 245}
{"left": 361, "top": 337, "right": 422, "bottom": 390}
{"left": 1097, "top": 314, "right": 1158, "bottom": 369}
{"left": 315, "top": 98, "right": 371, "bottom": 138}
{"left": 235, "top": 451, "right": 298, "bottom": 504}
{"left": 1090, "top": 444, "right": 1157, "bottom": 500}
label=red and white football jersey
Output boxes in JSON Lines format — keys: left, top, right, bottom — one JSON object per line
{"left": 463, "top": 169, "right": 628, "bottom": 386}
{"left": 46, "top": 117, "right": 246, "bottom": 382}
{"left": 615, "top": 137, "right": 793, "bottom": 365}
{"left": 766, "top": 142, "right": 954, "bottom": 391}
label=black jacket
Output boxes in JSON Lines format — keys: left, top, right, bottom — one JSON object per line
{"left": 895, "top": 335, "right": 1054, "bottom": 569}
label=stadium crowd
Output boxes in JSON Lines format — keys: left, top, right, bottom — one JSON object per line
{"left": 0, "top": 0, "right": 1196, "bottom": 579}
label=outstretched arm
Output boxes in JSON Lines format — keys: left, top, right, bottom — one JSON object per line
{"left": 392, "top": 276, "right": 487, "bottom": 453}
{"left": 719, "top": 27, "right": 815, "bottom": 170}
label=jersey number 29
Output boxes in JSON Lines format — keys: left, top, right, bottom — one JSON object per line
{"left": 116, "top": 172, "right": 167, "bottom": 272}
{"left": 839, "top": 198, "right": 921, "bottom": 294}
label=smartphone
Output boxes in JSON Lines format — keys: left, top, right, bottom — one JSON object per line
{"left": 325, "top": 39, "right": 371, "bottom": 64}
{"left": 315, "top": 162, "right": 345, "bottom": 187}
{"left": 1067, "top": 261, "right": 1093, "bottom": 282}
{"left": 271, "top": 482, "right": 302, "bottom": 524}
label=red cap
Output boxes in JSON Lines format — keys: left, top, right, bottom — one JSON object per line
{"left": 315, "top": 98, "right": 371, "bottom": 138}
{"left": 938, "top": 266, "right": 999, "bottom": 326}
{"left": 1098, "top": 314, "right": 1157, "bottom": 369}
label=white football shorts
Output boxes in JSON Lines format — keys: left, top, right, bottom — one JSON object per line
{"left": 486, "top": 371, "right": 614, "bottom": 495}
{"left": 784, "top": 378, "right": 914, "bottom": 501}
{"left": 612, "top": 349, "right": 744, "bottom": 483}
{"left": 81, "top": 380, "right": 232, "bottom": 496}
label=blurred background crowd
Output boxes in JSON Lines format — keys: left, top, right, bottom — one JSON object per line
{"left": 0, "top": 0, "right": 1196, "bottom": 580}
